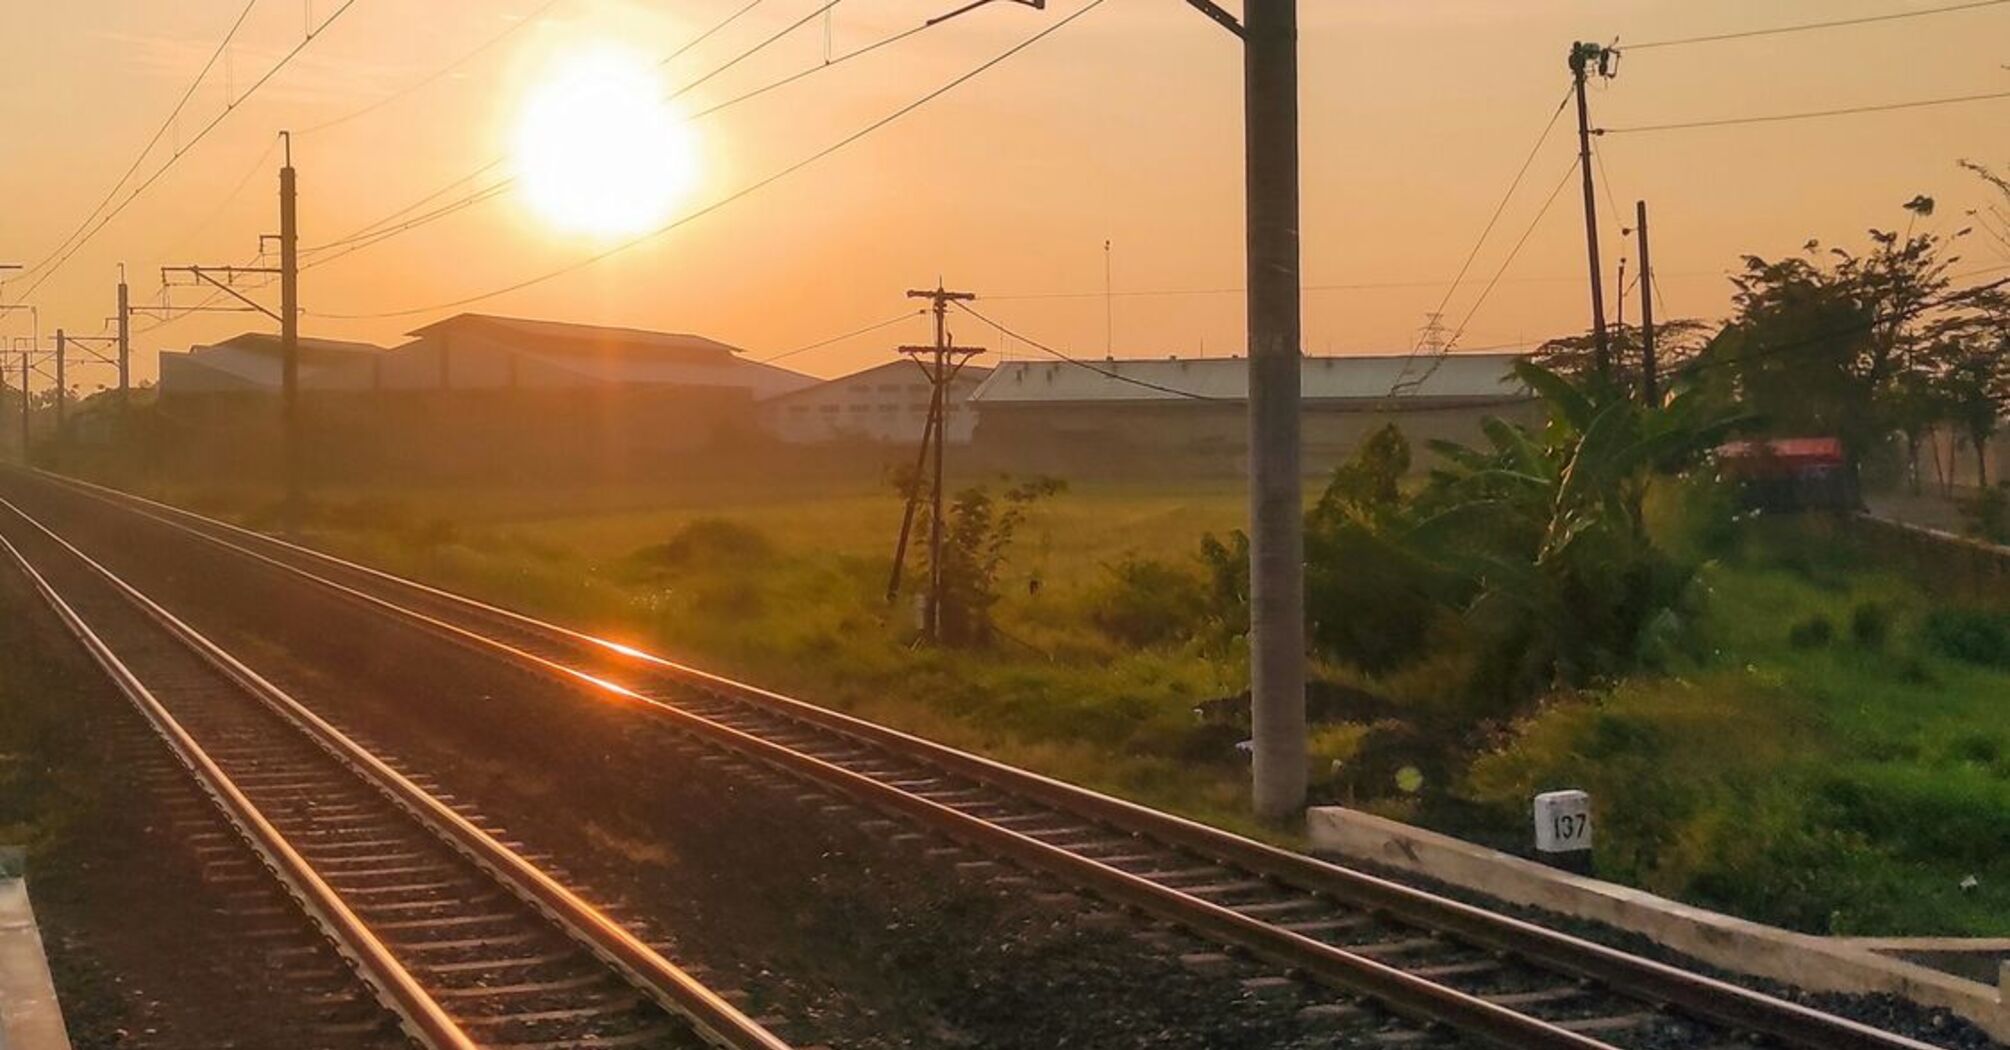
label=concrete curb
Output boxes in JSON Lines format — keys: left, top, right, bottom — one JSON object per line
{"left": 1307, "top": 807, "right": 2008, "bottom": 1043}
{"left": 0, "top": 872, "right": 73, "bottom": 1050}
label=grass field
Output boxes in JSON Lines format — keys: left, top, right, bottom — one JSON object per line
{"left": 146, "top": 473, "right": 2010, "bottom": 936}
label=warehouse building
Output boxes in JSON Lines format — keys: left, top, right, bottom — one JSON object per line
{"left": 756, "top": 360, "right": 992, "bottom": 445}
{"left": 157, "top": 332, "right": 387, "bottom": 394}
{"left": 967, "top": 351, "right": 1538, "bottom": 475}
{"left": 375, "top": 313, "right": 815, "bottom": 398}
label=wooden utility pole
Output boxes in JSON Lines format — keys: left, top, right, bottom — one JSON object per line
{"left": 1636, "top": 199, "right": 1658, "bottom": 406}
{"left": 892, "top": 284, "right": 981, "bottom": 642}
{"left": 1569, "top": 41, "right": 1614, "bottom": 382}
{"left": 280, "top": 131, "right": 302, "bottom": 529}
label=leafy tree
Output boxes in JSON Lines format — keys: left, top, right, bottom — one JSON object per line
{"left": 1939, "top": 333, "right": 2009, "bottom": 488}
{"left": 1694, "top": 203, "right": 1961, "bottom": 464}
{"left": 1533, "top": 318, "right": 1711, "bottom": 399}
{"left": 1199, "top": 424, "right": 1440, "bottom": 674}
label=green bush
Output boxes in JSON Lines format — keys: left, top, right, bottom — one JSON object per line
{"left": 630, "top": 518, "right": 773, "bottom": 569}
{"left": 1788, "top": 614, "right": 1834, "bottom": 649}
{"left": 1919, "top": 608, "right": 2010, "bottom": 668}
{"left": 1086, "top": 557, "right": 1209, "bottom": 647}
{"left": 1849, "top": 602, "right": 1890, "bottom": 649}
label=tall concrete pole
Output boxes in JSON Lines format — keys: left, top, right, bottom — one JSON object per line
{"left": 1245, "top": 0, "right": 1306, "bottom": 821}
{"left": 1636, "top": 199, "right": 1658, "bottom": 406}
{"left": 117, "top": 267, "right": 131, "bottom": 403}
{"left": 17, "top": 350, "right": 28, "bottom": 458}
{"left": 1570, "top": 42, "right": 1611, "bottom": 383}
{"left": 53, "top": 329, "right": 66, "bottom": 431}
{"left": 280, "top": 132, "right": 302, "bottom": 526}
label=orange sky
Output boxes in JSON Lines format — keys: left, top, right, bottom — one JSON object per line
{"left": 3, "top": 0, "right": 2007, "bottom": 387}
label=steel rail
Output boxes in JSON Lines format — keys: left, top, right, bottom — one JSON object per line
{"left": 0, "top": 527, "right": 475, "bottom": 1050}
{"left": 25, "top": 469, "right": 1947, "bottom": 1050}
{"left": 0, "top": 491, "right": 794, "bottom": 1050}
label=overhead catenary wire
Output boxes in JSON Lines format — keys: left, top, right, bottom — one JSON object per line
{"left": 13, "top": 0, "right": 265, "bottom": 288}
{"left": 1394, "top": 156, "right": 1583, "bottom": 396}
{"left": 300, "top": 0, "right": 571, "bottom": 136}
{"left": 310, "top": 0, "right": 1111, "bottom": 321}
{"left": 1383, "top": 87, "right": 1573, "bottom": 395}
{"left": 758, "top": 309, "right": 926, "bottom": 363}
{"left": 299, "top": 0, "right": 890, "bottom": 266}
{"left": 13, "top": 0, "right": 364, "bottom": 304}
{"left": 953, "top": 301, "right": 1220, "bottom": 401}
{"left": 1625, "top": 0, "right": 2010, "bottom": 50}
{"left": 154, "top": 135, "right": 283, "bottom": 259}
{"left": 1603, "top": 89, "right": 2010, "bottom": 135}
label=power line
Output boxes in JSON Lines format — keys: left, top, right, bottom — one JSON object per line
{"left": 953, "top": 301, "right": 1220, "bottom": 400}
{"left": 660, "top": 0, "right": 774, "bottom": 68}
{"left": 299, "top": 0, "right": 875, "bottom": 267}
{"left": 1386, "top": 88, "right": 1572, "bottom": 394}
{"left": 14, "top": 0, "right": 265, "bottom": 287}
{"left": 300, "top": 0, "right": 570, "bottom": 136}
{"left": 14, "top": 0, "right": 364, "bottom": 303}
{"left": 1626, "top": 0, "right": 2010, "bottom": 50}
{"left": 758, "top": 310, "right": 925, "bottom": 363}
{"left": 311, "top": 0, "right": 1111, "bottom": 321}
{"left": 1603, "top": 89, "right": 2010, "bottom": 135}
{"left": 1395, "top": 157, "right": 1582, "bottom": 396}
{"left": 154, "top": 134, "right": 282, "bottom": 258}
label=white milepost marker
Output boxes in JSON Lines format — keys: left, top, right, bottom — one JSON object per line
{"left": 1533, "top": 789, "right": 1593, "bottom": 874}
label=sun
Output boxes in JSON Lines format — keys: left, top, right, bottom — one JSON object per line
{"left": 512, "top": 48, "right": 700, "bottom": 237}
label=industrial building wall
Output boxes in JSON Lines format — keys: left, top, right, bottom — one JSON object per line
{"left": 105, "top": 386, "right": 756, "bottom": 484}
{"left": 972, "top": 399, "right": 1543, "bottom": 478}
{"left": 757, "top": 368, "right": 984, "bottom": 445}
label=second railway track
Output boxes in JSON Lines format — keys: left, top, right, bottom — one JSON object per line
{"left": 6, "top": 469, "right": 1957, "bottom": 1050}
{"left": 0, "top": 490, "right": 792, "bottom": 1050}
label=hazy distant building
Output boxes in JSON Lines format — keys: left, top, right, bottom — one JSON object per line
{"left": 967, "top": 352, "right": 1538, "bottom": 475}
{"left": 158, "top": 332, "right": 386, "bottom": 394}
{"left": 374, "top": 313, "right": 814, "bottom": 398}
{"left": 757, "top": 360, "right": 992, "bottom": 445}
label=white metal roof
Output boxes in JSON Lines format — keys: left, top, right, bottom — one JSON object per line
{"left": 967, "top": 352, "right": 1529, "bottom": 405}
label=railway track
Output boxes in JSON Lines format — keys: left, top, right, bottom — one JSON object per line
{"left": 8, "top": 469, "right": 1952, "bottom": 1050}
{"left": 0, "top": 489, "right": 793, "bottom": 1050}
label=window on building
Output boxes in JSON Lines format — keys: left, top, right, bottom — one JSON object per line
{"left": 848, "top": 404, "right": 870, "bottom": 413}
{"left": 788, "top": 405, "right": 810, "bottom": 415}
{"left": 819, "top": 404, "right": 840, "bottom": 414}
{"left": 878, "top": 403, "right": 897, "bottom": 412}
{"left": 878, "top": 384, "right": 901, "bottom": 393}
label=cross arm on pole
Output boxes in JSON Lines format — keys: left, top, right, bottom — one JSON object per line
{"left": 1181, "top": 0, "right": 1244, "bottom": 38}
{"left": 163, "top": 266, "right": 284, "bottom": 323}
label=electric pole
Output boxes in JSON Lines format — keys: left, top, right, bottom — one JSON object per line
{"left": 1103, "top": 239, "right": 1114, "bottom": 357}
{"left": 891, "top": 284, "right": 981, "bottom": 642}
{"left": 54, "top": 329, "right": 66, "bottom": 432}
{"left": 163, "top": 131, "right": 299, "bottom": 527}
{"left": 16, "top": 347, "right": 27, "bottom": 459}
{"left": 1569, "top": 41, "right": 1615, "bottom": 383}
{"left": 280, "top": 131, "right": 302, "bottom": 528}
{"left": 1636, "top": 199, "right": 1657, "bottom": 406}
{"left": 117, "top": 265, "right": 132, "bottom": 403}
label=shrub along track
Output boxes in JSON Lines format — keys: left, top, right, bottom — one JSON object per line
{"left": 4, "top": 469, "right": 1957, "bottom": 1050}
{"left": 0, "top": 494, "right": 787, "bottom": 1050}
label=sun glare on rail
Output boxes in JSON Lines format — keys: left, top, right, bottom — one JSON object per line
{"left": 511, "top": 47, "right": 699, "bottom": 238}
